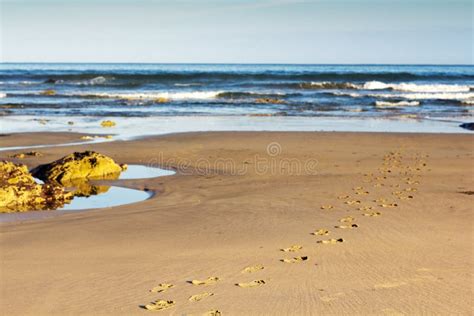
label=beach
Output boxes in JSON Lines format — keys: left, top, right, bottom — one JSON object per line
{"left": 1, "top": 131, "right": 472, "bottom": 315}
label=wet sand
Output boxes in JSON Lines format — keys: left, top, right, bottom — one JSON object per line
{"left": 0, "top": 131, "right": 473, "bottom": 315}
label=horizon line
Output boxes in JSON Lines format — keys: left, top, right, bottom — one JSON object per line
{"left": 1, "top": 62, "right": 473, "bottom": 66}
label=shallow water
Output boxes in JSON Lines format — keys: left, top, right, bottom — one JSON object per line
{"left": 0, "top": 165, "right": 175, "bottom": 223}
{"left": 59, "top": 186, "right": 152, "bottom": 211}
{"left": 120, "top": 164, "right": 175, "bottom": 179}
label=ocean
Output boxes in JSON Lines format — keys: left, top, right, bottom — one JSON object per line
{"left": 1, "top": 64, "right": 473, "bottom": 119}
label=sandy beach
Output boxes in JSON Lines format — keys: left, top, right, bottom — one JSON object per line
{"left": 0, "top": 131, "right": 472, "bottom": 315}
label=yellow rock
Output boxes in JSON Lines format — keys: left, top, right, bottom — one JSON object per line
{"left": 154, "top": 97, "right": 169, "bottom": 103}
{"left": 31, "top": 151, "right": 126, "bottom": 185}
{"left": 0, "top": 161, "right": 73, "bottom": 213}
{"left": 40, "top": 89, "right": 56, "bottom": 96}
{"left": 255, "top": 98, "right": 285, "bottom": 104}
{"left": 9, "top": 151, "right": 43, "bottom": 159}
{"left": 100, "top": 120, "right": 116, "bottom": 127}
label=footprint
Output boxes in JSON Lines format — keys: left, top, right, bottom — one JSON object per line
{"left": 320, "top": 205, "right": 334, "bottom": 210}
{"left": 320, "top": 292, "right": 345, "bottom": 302}
{"left": 380, "top": 203, "right": 398, "bottom": 208}
{"left": 374, "top": 198, "right": 388, "bottom": 203}
{"left": 317, "top": 238, "right": 344, "bottom": 244}
{"left": 281, "top": 245, "right": 303, "bottom": 252}
{"left": 345, "top": 200, "right": 361, "bottom": 205}
{"left": 312, "top": 229, "right": 330, "bottom": 236}
{"left": 335, "top": 224, "right": 358, "bottom": 229}
{"left": 405, "top": 187, "right": 417, "bottom": 192}
{"left": 189, "top": 292, "right": 214, "bottom": 302}
{"left": 374, "top": 281, "right": 407, "bottom": 289}
{"left": 363, "top": 211, "right": 381, "bottom": 217}
{"left": 353, "top": 186, "right": 364, "bottom": 190}
{"left": 143, "top": 299, "right": 175, "bottom": 311}
{"left": 203, "top": 310, "right": 222, "bottom": 316}
{"left": 281, "top": 256, "right": 309, "bottom": 263}
{"left": 339, "top": 216, "right": 355, "bottom": 223}
{"left": 191, "top": 277, "right": 220, "bottom": 286}
{"left": 150, "top": 283, "right": 174, "bottom": 293}
{"left": 236, "top": 280, "right": 266, "bottom": 288}
{"left": 358, "top": 206, "right": 373, "bottom": 211}
{"left": 355, "top": 190, "right": 369, "bottom": 195}
{"left": 337, "top": 195, "right": 350, "bottom": 199}
{"left": 242, "top": 265, "right": 264, "bottom": 273}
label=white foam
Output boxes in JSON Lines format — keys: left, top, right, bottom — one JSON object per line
{"left": 461, "top": 99, "right": 474, "bottom": 105}
{"left": 174, "top": 83, "right": 202, "bottom": 87}
{"left": 75, "top": 91, "right": 223, "bottom": 100}
{"left": 369, "top": 92, "right": 474, "bottom": 100}
{"left": 375, "top": 101, "right": 420, "bottom": 107}
{"left": 363, "top": 81, "right": 472, "bottom": 93}
{"left": 0, "top": 92, "right": 6, "bottom": 98}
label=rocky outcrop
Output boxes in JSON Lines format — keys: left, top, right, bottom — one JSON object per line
{"left": 459, "top": 122, "right": 474, "bottom": 131}
{"left": 0, "top": 161, "right": 73, "bottom": 212}
{"left": 32, "top": 151, "right": 127, "bottom": 185}
{"left": 254, "top": 98, "right": 285, "bottom": 104}
{"left": 100, "top": 120, "right": 116, "bottom": 127}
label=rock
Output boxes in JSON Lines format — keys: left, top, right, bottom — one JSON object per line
{"left": 9, "top": 151, "right": 43, "bottom": 159}
{"left": 68, "top": 121, "right": 74, "bottom": 125}
{"left": 254, "top": 98, "right": 285, "bottom": 104}
{"left": 101, "top": 120, "right": 116, "bottom": 127}
{"left": 31, "top": 151, "right": 127, "bottom": 185}
{"left": 0, "top": 161, "right": 72, "bottom": 212}
{"left": 40, "top": 89, "right": 56, "bottom": 96}
{"left": 459, "top": 122, "right": 474, "bottom": 131}
{"left": 154, "top": 97, "right": 169, "bottom": 103}
{"left": 66, "top": 179, "right": 111, "bottom": 197}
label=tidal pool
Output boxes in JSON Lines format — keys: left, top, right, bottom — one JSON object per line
{"left": 0, "top": 165, "right": 174, "bottom": 223}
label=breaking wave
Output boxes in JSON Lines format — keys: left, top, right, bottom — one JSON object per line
{"left": 73, "top": 91, "right": 223, "bottom": 100}
{"left": 362, "top": 81, "right": 472, "bottom": 92}
{"left": 375, "top": 101, "right": 420, "bottom": 107}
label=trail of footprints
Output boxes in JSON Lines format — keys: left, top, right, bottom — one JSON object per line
{"left": 141, "top": 149, "right": 429, "bottom": 313}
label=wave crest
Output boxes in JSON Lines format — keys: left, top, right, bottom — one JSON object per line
{"left": 363, "top": 81, "right": 472, "bottom": 93}
{"left": 375, "top": 101, "right": 420, "bottom": 107}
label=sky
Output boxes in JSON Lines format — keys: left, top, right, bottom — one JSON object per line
{"left": 0, "top": 0, "right": 472, "bottom": 64}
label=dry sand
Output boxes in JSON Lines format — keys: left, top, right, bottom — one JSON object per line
{"left": 0, "top": 131, "right": 473, "bottom": 315}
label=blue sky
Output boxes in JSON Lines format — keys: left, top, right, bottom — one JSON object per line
{"left": 1, "top": 0, "right": 472, "bottom": 64}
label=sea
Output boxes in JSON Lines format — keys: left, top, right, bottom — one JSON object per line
{"left": 0, "top": 64, "right": 473, "bottom": 140}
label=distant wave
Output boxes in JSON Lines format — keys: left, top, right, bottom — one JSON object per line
{"left": 362, "top": 81, "right": 472, "bottom": 92}
{"left": 3, "top": 71, "right": 474, "bottom": 84}
{"left": 174, "top": 83, "right": 203, "bottom": 87}
{"left": 216, "top": 91, "right": 288, "bottom": 99}
{"left": 49, "top": 76, "right": 112, "bottom": 86}
{"left": 375, "top": 101, "right": 420, "bottom": 107}
{"left": 368, "top": 92, "right": 474, "bottom": 101}
{"left": 74, "top": 91, "right": 223, "bottom": 100}
{"left": 298, "top": 81, "right": 359, "bottom": 90}
{"left": 461, "top": 99, "right": 474, "bottom": 105}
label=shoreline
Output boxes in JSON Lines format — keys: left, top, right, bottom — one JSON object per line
{"left": 1, "top": 130, "right": 473, "bottom": 314}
